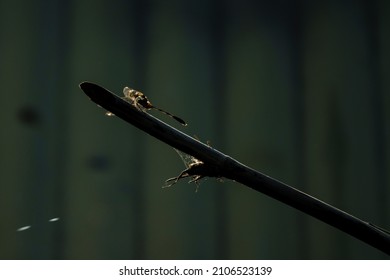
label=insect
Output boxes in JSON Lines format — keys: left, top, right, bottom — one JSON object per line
{"left": 164, "top": 149, "right": 205, "bottom": 192}
{"left": 122, "top": 87, "right": 187, "bottom": 126}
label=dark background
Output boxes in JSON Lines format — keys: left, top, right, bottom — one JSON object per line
{"left": 0, "top": 0, "right": 389, "bottom": 259}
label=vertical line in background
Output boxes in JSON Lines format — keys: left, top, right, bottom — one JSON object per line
{"left": 129, "top": 0, "right": 150, "bottom": 259}
{"left": 210, "top": 0, "right": 228, "bottom": 259}
{"left": 50, "top": 0, "right": 72, "bottom": 259}
{"left": 365, "top": 0, "right": 387, "bottom": 226}
{"left": 288, "top": 0, "right": 308, "bottom": 259}
{"left": 19, "top": 1, "right": 48, "bottom": 257}
{"left": 22, "top": 0, "right": 73, "bottom": 259}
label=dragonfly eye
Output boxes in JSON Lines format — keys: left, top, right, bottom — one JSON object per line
{"left": 123, "top": 87, "right": 139, "bottom": 99}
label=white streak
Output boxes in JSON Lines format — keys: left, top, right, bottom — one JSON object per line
{"left": 16, "top": 225, "right": 31, "bottom": 232}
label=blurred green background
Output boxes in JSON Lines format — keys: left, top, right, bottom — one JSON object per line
{"left": 0, "top": 0, "right": 389, "bottom": 259}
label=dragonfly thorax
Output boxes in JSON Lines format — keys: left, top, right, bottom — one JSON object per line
{"left": 123, "top": 87, "right": 153, "bottom": 110}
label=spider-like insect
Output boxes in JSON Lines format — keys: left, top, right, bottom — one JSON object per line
{"left": 164, "top": 149, "right": 222, "bottom": 192}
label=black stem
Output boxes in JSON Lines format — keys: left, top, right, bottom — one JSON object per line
{"left": 80, "top": 81, "right": 390, "bottom": 256}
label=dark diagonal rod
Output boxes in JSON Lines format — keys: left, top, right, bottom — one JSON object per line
{"left": 80, "top": 81, "right": 390, "bottom": 255}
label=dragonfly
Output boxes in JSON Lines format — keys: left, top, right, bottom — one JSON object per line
{"left": 107, "top": 87, "right": 187, "bottom": 126}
